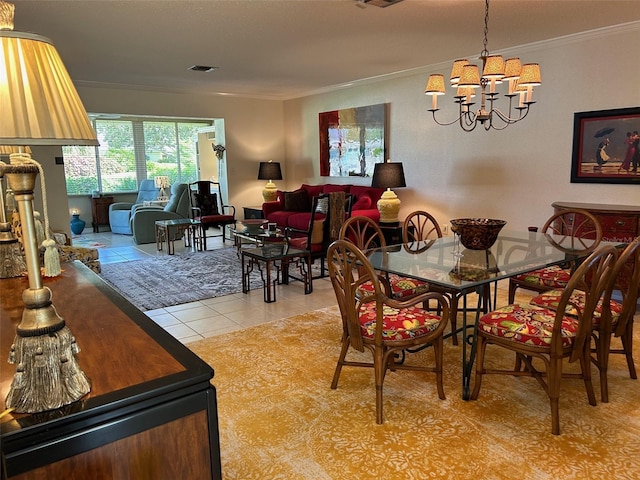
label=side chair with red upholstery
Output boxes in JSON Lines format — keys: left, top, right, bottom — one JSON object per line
{"left": 471, "top": 245, "right": 618, "bottom": 435}
{"left": 403, "top": 210, "right": 468, "bottom": 345}
{"left": 339, "top": 215, "right": 429, "bottom": 300}
{"left": 189, "top": 181, "right": 236, "bottom": 249}
{"left": 508, "top": 208, "right": 603, "bottom": 304}
{"left": 327, "top": 239, "right": 450, "bottom": 424}
{"left": 529, "top": 236, "right": 640, "bottom": 402}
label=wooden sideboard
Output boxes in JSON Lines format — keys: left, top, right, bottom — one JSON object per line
{"left": 552, "top": 201, "right": 640, "bottom": 243}
{"left": 90, "top": 195, "right": 114, "bottom": 233}
{"left": 1, "top": 263, "right": 222, "bottom": 479}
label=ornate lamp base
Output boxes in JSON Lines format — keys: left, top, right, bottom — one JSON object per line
{"left": 262, "top": 181, "right": 278, "bottom": 202}
{"left": 377, "top": 188, "right": 401, "bottom": 224}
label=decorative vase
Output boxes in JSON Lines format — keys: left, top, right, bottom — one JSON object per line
{"left": 70, "top": 214, "right": 86, "bottom": 235}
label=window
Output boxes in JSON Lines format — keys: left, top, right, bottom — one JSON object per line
{"left": 63, "top": 116, "right": 212, "bottom": 195}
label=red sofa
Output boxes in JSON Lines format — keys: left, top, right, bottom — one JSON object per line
{"left": 261, "top": 183, "right": 384, "bottom": 231}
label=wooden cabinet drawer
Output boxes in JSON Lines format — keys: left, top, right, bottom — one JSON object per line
{"left": 595, "top": 214, "right": 638, "bottom": 242}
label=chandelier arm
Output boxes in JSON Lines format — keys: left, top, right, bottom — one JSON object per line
{"left": 429, "top": 109, "right": 468, "bottom": 127}
{"left": 491, "top": 104, "right": 531, "bottom": 125}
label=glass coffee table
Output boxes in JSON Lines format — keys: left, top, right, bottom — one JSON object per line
{"left": 230, "top": 220, "right": 284, "bottom": 255}
{"left": 241, "top": 244, "right": 312, "bottom": 303}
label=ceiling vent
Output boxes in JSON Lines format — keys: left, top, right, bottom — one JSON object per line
{"left": 188, "top": 65, "right": 218, "bottom": 73}
{"left": 358, "top": 0, "right": 404, "bottom": 7}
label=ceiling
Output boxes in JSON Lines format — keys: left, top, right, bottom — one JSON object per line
{"left": 10, "top": 0, "right": 640, "bottom": 100}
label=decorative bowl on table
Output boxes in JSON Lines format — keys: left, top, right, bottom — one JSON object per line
{"left": 237, "top": 219, "right": 269, "bottom": 235}
{"left": 450, "top": 218, "right": 507, "bottom": 250}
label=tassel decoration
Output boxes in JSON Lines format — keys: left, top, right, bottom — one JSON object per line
{"left": 43, "top": 238, "right": 61, "bottom": 277}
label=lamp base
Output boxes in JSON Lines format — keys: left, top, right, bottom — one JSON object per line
{"left": 377, "top": 188, "right": 401, "bottom": 224}
{"left": 262, "top": 181, "right": 278, "bottom": 203}
{"left": 6, "top": 287, "right": 91, "bottom": 413}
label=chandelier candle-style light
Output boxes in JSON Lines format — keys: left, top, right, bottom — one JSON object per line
{"left": 425, "top": 0, "right": 541, "bottom": 132}
{"left": 1, "top": 0, "right": 98, "bottom": 413}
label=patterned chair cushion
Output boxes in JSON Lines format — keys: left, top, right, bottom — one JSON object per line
{"left": 357, "top": 274, "right": 429, "bottom": 299}
{"left": 478, "top": 304, "right": 578, "bottom": 347}
{"left": 512, "top": 265, "right": 570, "bottom": 289}
{"left": 359, "top": 302, "right": 443, "bottom": 342}
{"left": 529, "top": 289, "right": 623, "bottom": 328}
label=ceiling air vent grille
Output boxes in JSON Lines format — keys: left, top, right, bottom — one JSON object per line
{"left": 360, "top": 0, "right": 404, "bottom": 7}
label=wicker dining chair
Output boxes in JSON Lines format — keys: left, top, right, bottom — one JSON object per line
{"left": 471, "top": 245, "right": 618, "bottom": 435}
{"left": 403, "top": 210, "right": 470, "bottom": 345}
{"left": 327, "top": 239, "right": 450, "bottom": 424}
{"left": 508, "top": 208, "right": 603, "bottom": 304}
{"left": 338, "top": 215, "right": 429, "bottom": 299}
{"left": 529, "top": 236, "right": 640, "bottom": 402}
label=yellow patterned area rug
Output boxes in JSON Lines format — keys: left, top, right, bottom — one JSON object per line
{"left": 189, "top": 307, "right": 640, "bottom": 480}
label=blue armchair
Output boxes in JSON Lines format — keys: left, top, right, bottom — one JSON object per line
{"left": 130, "top": 183, "right": 190, "bottom": 244}
{"left": 108, "top": 179, "right": 159, "bottom": 235}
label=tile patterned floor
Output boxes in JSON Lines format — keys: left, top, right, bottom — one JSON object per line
{"left": 74, "top": 229, "right": 338, "bottom": 345}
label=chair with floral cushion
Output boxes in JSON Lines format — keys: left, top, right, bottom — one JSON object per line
{"left": 339, "top": 215, "right": 429, "bottom": 300}
{"left": 327, "top": 239, "right": 450, "bottom": 424}
{"left": 470, "top": 245, "right": 618, "bottom": 435}
{"left": 402, "top": 210, "right": 471, "bottom": 345}
{"left": 529, "top": 236, "right": 639, "bottom": 402}
{"left": 508, "top": 208, "right": 603, "bottom": 304}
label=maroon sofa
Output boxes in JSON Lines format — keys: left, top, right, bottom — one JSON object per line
{"left": 261, "top": 183, "right": 384, "bottom": 231}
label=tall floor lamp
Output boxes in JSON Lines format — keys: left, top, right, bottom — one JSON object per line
{"left": 0, "top": 1, "right": 98, "bottom": 413}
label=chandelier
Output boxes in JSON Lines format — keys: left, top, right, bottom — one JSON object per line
{"left": 425, "top": 0, "right": 541, "bottom": 132}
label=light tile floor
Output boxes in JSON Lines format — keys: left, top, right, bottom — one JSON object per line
{"left": 73, "top": 229, "right": 338, "bottom": 345}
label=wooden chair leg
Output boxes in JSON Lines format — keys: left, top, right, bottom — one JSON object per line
{"left": 622, "top": 323, "right": 638, "bottom": 379}
{"left": 470, "top": 336, "right": 487, "bottom": 400}
{"left": 331, "top": 334, "right": 350, "bottom": 389}
{"left": 508, "top": 279, "right": 518, "bottom": 304}
{"left": 433, "top": 337, "right": 445, "bottom": 400}
{"left": 597, "top": 333, "right": 612, "bottom": 403}
{"left": 548, "top": 357, "right": 563, "bottom": 435}
{"left": 374, "top": 347, "right": 385, "bottom": 425}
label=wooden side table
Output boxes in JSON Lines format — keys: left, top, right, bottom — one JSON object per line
{"left": 379, "top": 223, "right": 403, "bottom": 245}
{"left": 90, "top": 195, "right": 114, "bottom": 233}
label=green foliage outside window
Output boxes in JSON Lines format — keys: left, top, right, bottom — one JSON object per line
{"left": 63, "top": 117, "right": 211, "bottom": 195}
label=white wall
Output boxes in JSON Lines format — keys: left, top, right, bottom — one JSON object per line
{"left": 283, "top": 23, "right": 640, "bottom": 231}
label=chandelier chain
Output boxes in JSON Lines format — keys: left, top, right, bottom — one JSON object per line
{"left": 481, "top": 0, "right": 490, "bottom": 58}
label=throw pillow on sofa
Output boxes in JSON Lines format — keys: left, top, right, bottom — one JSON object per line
{"left": 352, "top": 195, "right": 372, "bottom": 210}
{"left": 284, "top": 189, "right": 311, "bottom": 212}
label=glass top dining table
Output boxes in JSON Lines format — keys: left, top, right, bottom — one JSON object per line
{"left": 365, "top": 229, "right": 607, "bottom": 399}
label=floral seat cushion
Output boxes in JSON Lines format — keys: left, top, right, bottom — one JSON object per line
{"left": 359, "top": 302, "right": 443, "bottom": 341}
{"left": 356, "top": 273, "right": 429, "bottom": 299}
{"left": 512, "top": 265, "right": 570, "bottom": 289}
{"left": 478, "top": 303, "right": 578, "bottom": 348}
{"left": 529, "top": 289, "right": 623, "bottom": 328}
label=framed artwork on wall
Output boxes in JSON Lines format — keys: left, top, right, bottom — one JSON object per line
{"left": 319, "top": 103, "right": 388, "bottom": 177}
{"left": 570, "top": 106, "right": 640, "bottom": 184}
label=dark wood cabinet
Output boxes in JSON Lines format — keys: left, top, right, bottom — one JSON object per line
{"left": 379, "top": 223, "right": 404, "bottom": 245}
{"left": 551, "top": 201, "right": 640, "bottom": 243}
{"left": 1, "top": 264, "right": 222, "bottom": 479}
{"left": 243, "top": 206, "right": 264, "bottom": 219}
{"left": 90, "top": 196, "right": 114, "bottom": 232}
